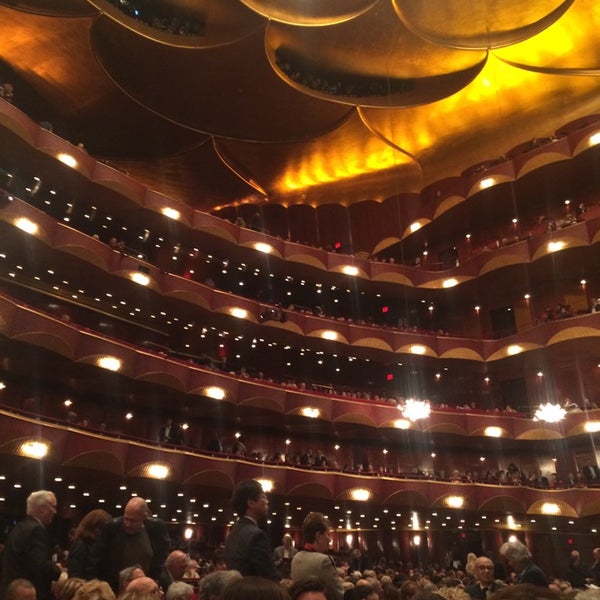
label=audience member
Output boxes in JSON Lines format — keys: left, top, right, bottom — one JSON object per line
{"left": 591, "top": 548, "right": 600, "bottom": 585}
{"left": 87, "top": 497, "right": 170, "bottom": 592}
{"left": 219, "top": 576, "right": 291, "bottom": 600}
{"left": 68, "top": 509, "right": 112, "bottom": 578}
{"left": 291, "top": 512, "right": 343, "bottom": 600}
{"left": 197, "top": 570, "right": 242, "bottom": 600}
{"left": 465, "top": 556, "right": 504, "bottom": 599}
{"left": 273, "top": 534, "right": 298, "bottom": 578}
{"left": 71, "top": 579, "right": 116, "bottom": 600}
{"left": 566, "top": 550, "right": 592, "bottom": 589}
{"left": 289, "top": 577, "right": 333, "bottom": 600}
{"left": 0, "top": 491, "right": 62, "bottom": 600}
{"left": 499, "top": 540, "right": 548, "bottom": 586}
{"left": 118, "top": 566, "right": 145, "bottom": 596}
{"left": 55, "top": 578, "right": 86, "bottom": 600}
{"left": 158, "top": 550, "right": 188, "bottom": 593}
{"left": 165, "top": 582, "right": 193, "bottom": 600}
{"left": 4, "top": 579, "right": 37, "bottom": 600}
{"left": 224, "top": 480, "right": 279, "bottom": 580}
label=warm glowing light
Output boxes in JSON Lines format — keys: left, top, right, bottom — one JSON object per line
{"left": 57, "top": 153, "right": 77, "bottom": 168}
{"left": 445, "top": 496, "right": 464, "bottom": 508}
{"left": 394, "top": 419, "right": 411, "bottom": 429}
{"left": 256, "top": 478, "right": 273, "bottom": 493}
{"left": 20, "top": 440, "right": 49, "bottom": 459}
{"left": 254, "top": 242, "right": 272, "bottom": 254}
{"left": 479, "top": 177, "right": 495, "bottom": 189}
{"left": 321, "top": 330, "right": 338, "bottom": 341}
{"left": 147, "top": 463, "right": 169, "bottom": 479}
{"left": 350, "top": 488, "right": 371, "bottom": 501}
{"left": 410, "top": 222, "right": 422, "bottom": 233}
{"left": 589, "top": 132, "right": 600, "bottom": 146}
{"left": 506, "top": 345, "right": 522, "bottom": 356}
{"left": 300, "top": 407, "right": 320, "bottom": 418}
{"left": 484, "top": 426, "right": 502, "bottom": 438}
{"left": 541, "top": 502, "right": 561, "bottom": 515}
{"left": 204, "top": 386, "right": 225, "bottom": 400}
{"left": 230, "top": 308, "right": 248, "bottom": 319}
{"left": 400, "top": 399, "right": 431, "bottom": 421}
{"left": 412, "top": 535, "right": 421, "bottom": 546}
{"left": 342, "top": 265, "right": 359, "bottom": 276}
{"left": 184, "top": 528, "right": 194, "bottom": 540}
{"left": 15, "top": 217, "right": 38, "bottom": 235}
{"left": 547, "top": 240, "right": 566, "bottom": 253}
{"left": 410, "top": 345, "right": 426, "bottom": 355}
{"left": 96, "top": 356, "right": 122, "bottom": 371}
{"left": 130, "top": 272, "right": 150, "bottom": 286}
{"left": 584, "top": 422, "right": 600, "bottom": 433}
{"left": 161, "top": 207, "right": 181, "bottom": 220}
{"left": 534, "top": 402, "right": 566, "bottom": 423}
{"left": 442, "top": 278, "right": 458, "bottom": 288}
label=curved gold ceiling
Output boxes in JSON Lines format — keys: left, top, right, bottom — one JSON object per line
{"left": 0, "top": 0, "right": 599, "bottom": 211}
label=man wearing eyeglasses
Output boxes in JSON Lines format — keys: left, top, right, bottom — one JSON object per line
{"left": 0, "top": 491, "right": 63, "bottom": 600}
{"left": 465, "top": 556, "right": 505, "bottom": 600}
{"left": 224, "top": 480, "right": 279, "bottom": 580}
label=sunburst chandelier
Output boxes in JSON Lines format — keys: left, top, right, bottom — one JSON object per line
{"left": 399, "top": 398, "right": 431, "bottom": 421}
{"left": 533, "top": 402, "right": 566, "bottom": 423}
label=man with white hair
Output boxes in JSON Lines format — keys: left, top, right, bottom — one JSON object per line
{"left": 0, "top": 491, "right": 62, "bottom": 600}
{"left": 499, "top": 539, "right": 548, "bottom": 587}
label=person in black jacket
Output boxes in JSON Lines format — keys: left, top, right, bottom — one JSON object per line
{"left": 224, "top": 480, "right": 279, "bottom": 580}
{"left": 465, "top": 556, "right": 505, "bottom": 599}
{"left": 67, "top": 508, "right": 112, "bottom": 578}
{"left": 0, "top": 490, "right": 63, "bottom": 600}
{"left": 86, "top": 497, "right": 170, "bottom": 592}
{"left": 499, "top": 540, "right": 548, "bottom": 587}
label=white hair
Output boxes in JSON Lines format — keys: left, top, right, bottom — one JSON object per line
{"left": 166, "top": 581, "right": 193, "bottom": 600}
{"left": 26, "top": 490, "right": 54, "bottom": 515}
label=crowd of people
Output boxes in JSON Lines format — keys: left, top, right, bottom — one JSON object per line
{"left": 2, "top": 485, "right": 600, "bottom": 600}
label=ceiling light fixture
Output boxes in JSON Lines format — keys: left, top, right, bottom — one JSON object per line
{"left": 204, "top": 386, "right": 225, "bottom": 400}
{"left": 399, "top": 399, "right": 431, "bottom": 422}
{"left": 350, "top": 488, "right": 371, "bottom": 501}
{"left": 96, "top": 356, "right": 122, "bottom": 371}
{"left": 15, "top": 217, "right": 38, "bottom": 235}
{"left": 534, "top": 402, "right": 566, "bottom": 423}
{"left": 19, "top": 440, "right": 49, "bottom": 459}
{"left": 161, "top": 207, "right": 180, "bottom": 220}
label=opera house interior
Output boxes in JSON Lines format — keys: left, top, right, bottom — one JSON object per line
{"left": 1, "top": 0, "right": 600, "bottom": 578}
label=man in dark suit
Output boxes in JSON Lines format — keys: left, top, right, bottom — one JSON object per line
{"left": 224, "top": 480, "right": 278, "bottom": 580}
{"left": 591, "top": 548, "right": 600, "bottom": 585}
{"left": 87, "top": 496, "right": 170, "bottom": 592}
{"left": 465, "top": 556, "right": 505, "bottom": 599}
{"left": 0, "top": 490, "right": 62, "bottom": 600}
{"left": 499, "top": 540, "right": 548, "bottom": 587}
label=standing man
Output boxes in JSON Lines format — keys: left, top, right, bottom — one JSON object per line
{"left": 0, "top": 490, "right": 62, "bottom": 600}
{"left": 499, "top": 540, "right": 548, "bottom": 587}
{"left": 465, "top": 556, "right": 505, "bottom": 599}
{"left": 273, "top": 533, "right": 298, "bottom": 578}
{"left": 224, "top": 480, "right": 279, "bottom": 580}
{"left": 592, "top": 548, "right": 600, "bottom": 585}
{"left": 291, "top": 512, "right": 343, "bottom": 600}
{"left": 87, "top": 496, "right": 170, "bottom": 592}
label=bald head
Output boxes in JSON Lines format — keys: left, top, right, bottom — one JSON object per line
{"left": 473, "top": 556, "right": 495, "bottom": 585}
{"left": 126, "top": 577, "right": 159, "bottom": 594}
{"left": 166, "top": 550, "right": 188, "bottom": 581}
{"left": 123, "top": 497, "right": 149, "bottom": 534}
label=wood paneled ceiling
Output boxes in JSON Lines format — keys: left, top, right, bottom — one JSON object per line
{"left": 1, "top": 0, "right": 600, "bottom": 214}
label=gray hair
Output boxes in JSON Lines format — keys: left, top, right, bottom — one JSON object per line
{"left": 499, "top": 540, "right": 532, "bottom": 568}
{"left": 198, "top": 570, "right": 242, "bottom": 600}
{"left": 26, "top": 490, "right": 54, "bottom": 514}
{"left": 166, "top": 582, "right": 193, "bottom": 600}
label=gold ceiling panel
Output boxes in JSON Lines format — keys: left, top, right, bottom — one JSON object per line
{"left": 392, "top": 0, "right": 573, "bottom": 49}
{"left": 494, "top": 0, "right": 600, "bottom": 72}
{"left": 239, "top": 0, "right": 377, "bottom": 26}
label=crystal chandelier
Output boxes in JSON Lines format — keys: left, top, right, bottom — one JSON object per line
{"left": 533, "top": 402, "right": 566, "bottom": 423}
{"left": 399, "top": 398, "right": 431, "bottom": 421}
